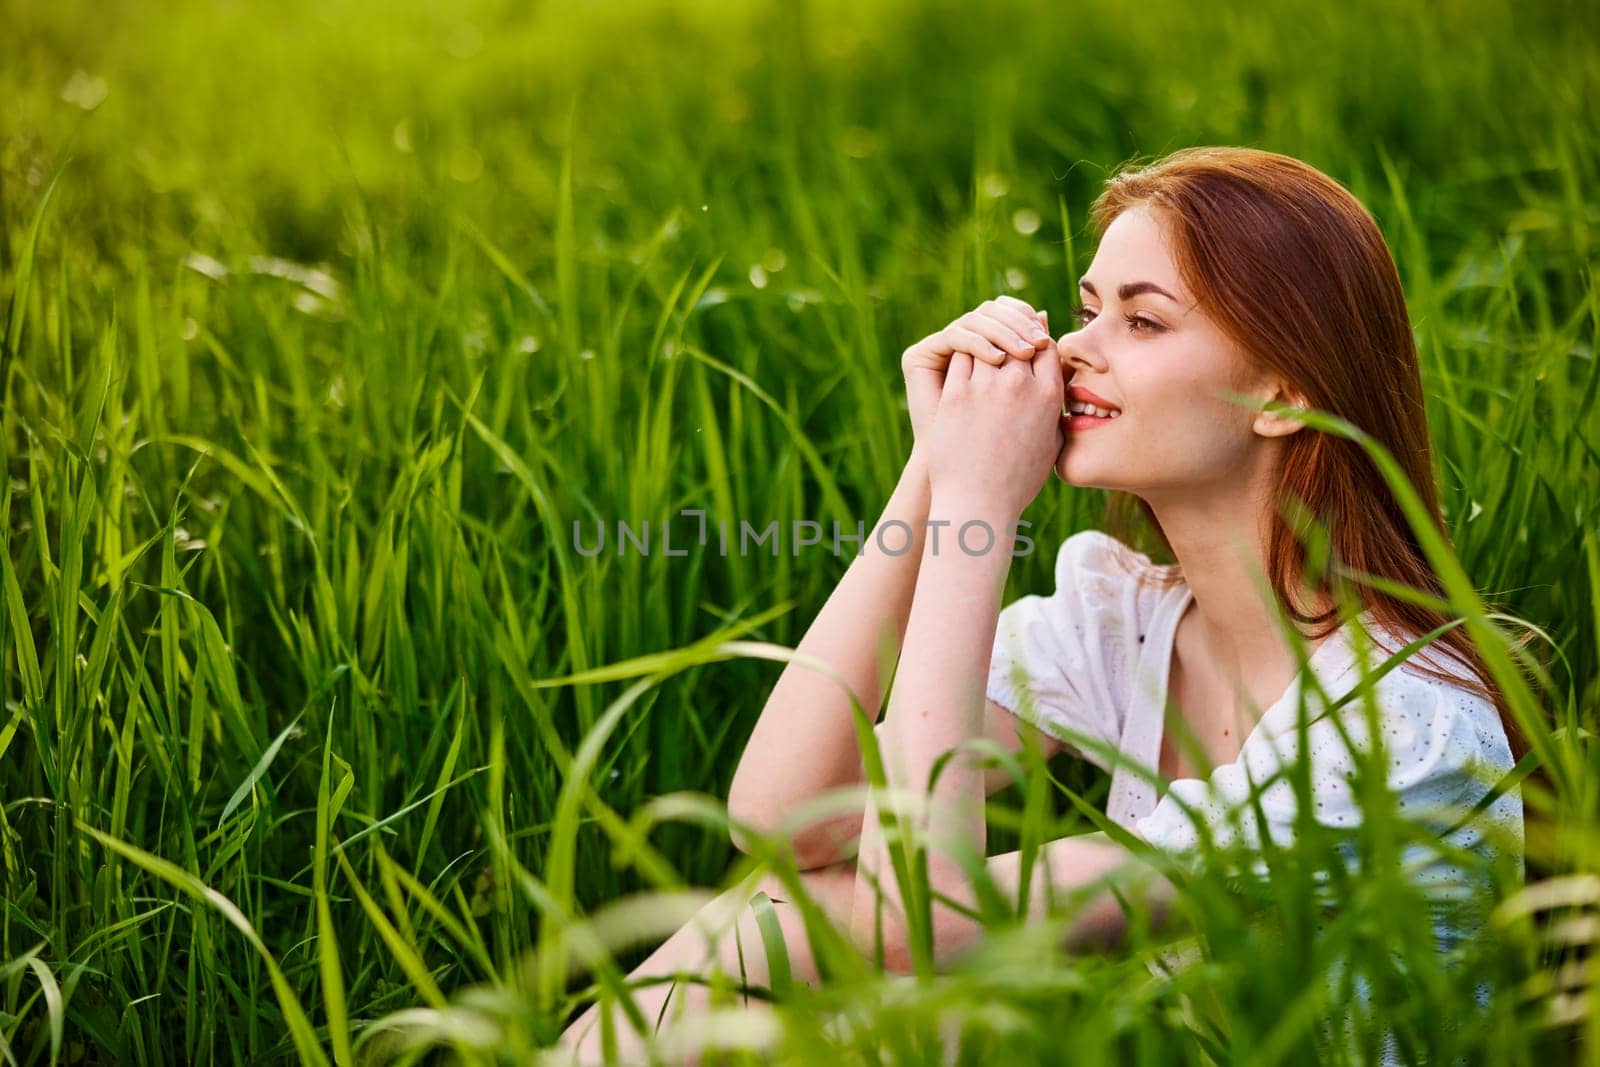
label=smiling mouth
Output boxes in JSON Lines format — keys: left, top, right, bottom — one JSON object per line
{"left": 1065, "top": 400, "right": 1122, "bottom": 419}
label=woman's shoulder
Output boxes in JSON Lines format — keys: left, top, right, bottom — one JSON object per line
{"left": 1049, "top": 529, "right": 1183, "bottom": 593}
{"left": 1011, "top": 530, "right": 1185, "bottom": 666}
{"left": 1139, "top": 618, "right": 1523, "bottom": 861}
{"left": 1311, "top": 616, "right": 1519, "bottom": 780}
{"left": 1383, "top": 640, "right": 1514, "bottom": 764}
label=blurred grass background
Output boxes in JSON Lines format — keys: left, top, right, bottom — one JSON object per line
{"left": 2, "top": 0, "right": 1598, "bottom": 1061}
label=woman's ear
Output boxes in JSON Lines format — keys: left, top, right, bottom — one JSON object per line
{"left": 1251, "top": 383, "right": 1310, "bottom": 439}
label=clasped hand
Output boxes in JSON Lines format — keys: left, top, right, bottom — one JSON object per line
{"left": 925, "top": 344, "right": 1064, "bottom": 520}
{"left": 901, "top": 295, "right": 1066, "bottom": 521}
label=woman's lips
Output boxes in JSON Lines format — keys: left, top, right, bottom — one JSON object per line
{"left": 1060, "top": 410, "right": 1119, "bottom": 432}
{"left": 1066, "top": 385, "right": 1121, "bottom": 412}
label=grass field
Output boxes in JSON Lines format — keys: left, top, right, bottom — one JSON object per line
{"left": 3, "top": 0, "right": 1598, "bottom": 1062}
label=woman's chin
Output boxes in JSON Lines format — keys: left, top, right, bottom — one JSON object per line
{"left": 1055, "top": 456, "right": 1107, "bottom": 489}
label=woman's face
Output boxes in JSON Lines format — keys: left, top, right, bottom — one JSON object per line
{"left": 1052, "top": 203, "right": 1285, "bottom": 494}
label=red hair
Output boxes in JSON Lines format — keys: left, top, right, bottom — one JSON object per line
{"left": 1089, "top": 146, "right": 1529, "bottom": 762}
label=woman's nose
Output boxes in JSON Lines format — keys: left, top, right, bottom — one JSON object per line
{"left": 1057, "top": 331, "right": 1106, "bottom": 373}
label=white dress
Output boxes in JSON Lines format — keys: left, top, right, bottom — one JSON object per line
{"left": 984, "top": 529, "right": 1525, "bottom": 1056}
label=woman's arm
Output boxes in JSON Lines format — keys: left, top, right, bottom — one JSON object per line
{"left": 925, "top": 829, "right": 1181, "bottom": 972}
{"left": 725, "top": 455, "right": 1064, "bottom": 872}
{"left": 849, "top": 492, "right": 1015, "bottom": 969}
{"left": 727, "top": 445, "right": 938, "bottom": 866}
{"left": 850, "top": 344, "right": 1065, "bottom": 970}
{"left": 728, "top": 299, "right": 1057, "bottom": 870}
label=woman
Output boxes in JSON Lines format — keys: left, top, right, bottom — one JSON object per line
{"left": 559, "top": 146, "right": 1526, "bottom": 1063}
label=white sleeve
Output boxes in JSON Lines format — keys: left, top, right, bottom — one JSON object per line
{"left": 1132, "top": 662, "right": 1523, "bottom": 894}
{"left": 986, "top": 530, "right": 1152, "bottom": 772}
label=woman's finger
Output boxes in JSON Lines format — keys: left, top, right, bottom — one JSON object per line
{"left": 1032, "top": 348, "right": 1064, "bottom": 396}
{"left": 992, "top": 297, "right": 1052, "bottom": 349}
{"left": 975, "top": 303, "right": 1049, "bottom": 356}
{"left": 957, "top": 309, "right": 1040, "bottom": 359}
{"left": 1003, "top": 347, "right": 1037, "bottom": 378}
{"left": 944, "top": 325, "right": 1007, "bottom": 365}
{"left": 993, "top": 294, "right": 1038, "bottom": 318}
{"left": 947, "top": 350, "right": 976, "bottom": 383}
{"left": 972, "top": 351, "right": 1002, "bottom": 383}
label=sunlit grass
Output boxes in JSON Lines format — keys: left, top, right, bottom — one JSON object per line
{"left": 2, "top": 0, "right": 1597, "bottom": 1061}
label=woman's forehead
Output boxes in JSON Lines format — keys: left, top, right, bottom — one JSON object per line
{"left": 1083, "top": 207, "right": 1190, "bottom": 302}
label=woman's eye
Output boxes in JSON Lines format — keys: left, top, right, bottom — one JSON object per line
{"left": 1072, "top": 306, "right": 1162, "bottom": 334}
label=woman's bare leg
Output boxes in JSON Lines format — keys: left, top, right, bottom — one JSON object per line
{"left": 557, "top": 860, "right": 860, "bottom": 1065}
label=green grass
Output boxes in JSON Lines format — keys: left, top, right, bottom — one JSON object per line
{"left": 2, "top": 0, "right": 1597, "bottom": 1061}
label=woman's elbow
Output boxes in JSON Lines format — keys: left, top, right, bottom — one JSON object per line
{"left": 727, "top": 801, "right": 859, "bottom": 870}
{"left": 725, "top": 767, "right": 784, "bottom": 851}
{"left": 725, "top": 791, "right": 774, "bottom": 855}
{"left": 1062, "top": 871, "right": 1181, "bottom": 953}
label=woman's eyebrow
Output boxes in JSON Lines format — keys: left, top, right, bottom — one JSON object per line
{"left": 1079, "top": 278, "right": 1181, "bottom": 303}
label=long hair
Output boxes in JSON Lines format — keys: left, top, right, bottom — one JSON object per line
{"left": 1087, "top": 145, "right": 1529, "bottom": 762}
